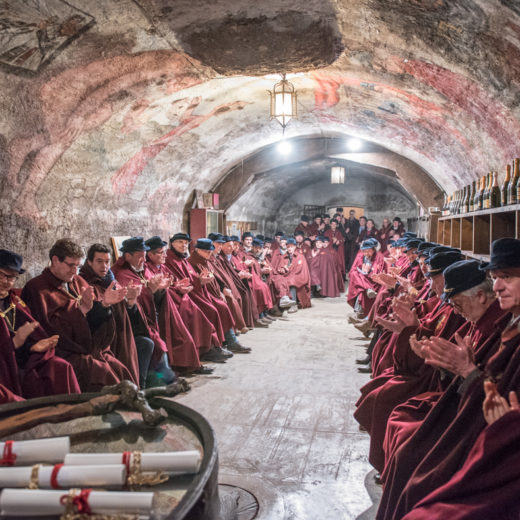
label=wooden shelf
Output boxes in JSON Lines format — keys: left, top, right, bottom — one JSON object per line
{"left": 435, "top": 206, "right": 519, "bottom": 258}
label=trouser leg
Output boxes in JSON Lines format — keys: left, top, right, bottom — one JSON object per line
{"left": 134, "top": 335, "right": 154, "bottom": 389}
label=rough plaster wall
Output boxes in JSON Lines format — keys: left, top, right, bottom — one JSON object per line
{"left": 227, "top": 176, "right": 417, "bottom": 235}
{"left": 1, "top": 0, "right": 520, "bottom": 277}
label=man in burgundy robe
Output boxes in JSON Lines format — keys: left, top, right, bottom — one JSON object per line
{"left": 22, "top": 239, "right": 133, "bottom": 392}
{"left": 189, "top": 238, "right": 251, "bottom": 353}
{"left": 294, "top": 215, "right": 310, "bottom": 237}
{"left": 355, "top": 251, "right": 467, "bottom": 473}
{"left": 207, "top": 233, "right": 249, "bottom": 331}
{"left": 347, "top": 238, "right": 386, "bottom": 316}
{"left": 165, "top": 233, "right": 235, "bottom": 362}
{"left": 111, "top": 237, "right": 178, "bottom": 385}
{"left": 324, "top": 220, "right": 346, "bottom": 279}
{"left": 270, "top": 238, "right": 311, "bottom": 310}
{"left": 80, "top": 243, "right": 140, "bottom": 386}
{"left": 377, "top": 238, "right": 520, "bottom": 520}
{"left": 383, "top": 260, "right": 506, "bottom": 475}
{"left": 144, "top": 236, "right": 216, "bottom": 374}
{"left": 1, "top": 249, "right": 80, "bottom": 400}
{"left": 215, "top": 236, "right": 258, "bottom": 327}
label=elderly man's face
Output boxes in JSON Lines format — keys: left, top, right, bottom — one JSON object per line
{"left": 147, "top": 247, "right": 167, "bottom": 266}
{"left": 196, "top": 248, "right": 212, "bottom": 260}
{"left": 222, "top": 242, "right": 233, "bottom": 255}
{"left": 430, "top": 273, "right": 445, "bottom": 297}
{"left": 213, "top": 242, "right": 223, "bottom": 254}
{"left": 124, "top": 251, "right": 145, "bottom": 271}
{"left": 491, "top": 270, "right": 520, "bottom": 314}
{"left": 450, "top": 291, "right": 490, "bottom": 322}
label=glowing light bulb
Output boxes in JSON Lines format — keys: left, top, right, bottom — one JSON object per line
{"left": 347, "top": 138, "right": 363, "bottom": 151}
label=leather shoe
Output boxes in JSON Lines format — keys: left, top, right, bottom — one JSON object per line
{"left": 200, "top": 348, "right": 227, "bottom": 363}
{"left": 356, "top": 356, "right": 370, "bottom": 365}
{"left": 254, "top": 320, "right": 269, "bottom": 328}
{"left": 220, "top": 347, "right": 234, "bottom": 358}
{"left": 227, "top": 342, "right": 251, "bottom": 353}
{"left": 240, "top": 327, "right": 249, "bottom": 334}
{"left": 358, "top": 364, "right": 372, "bottom": 374}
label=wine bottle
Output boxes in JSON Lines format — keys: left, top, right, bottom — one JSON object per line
{"left": 502, "top": 164, "right": 511, "bottom": 206}
{"left": 508, "top": 158, "right": 519, "bottom": 205}
{"left": 478, "top": 176, "right": 486, "bottom": 210}
{"left": 490, "top": 171, "right": 501, "bottom": 208}
{"left": 469, "top": 180, "right": 476, "bottom": 212}
{"left": 464, "top": 184, "right": 471, "bottom": 213}
{"left": 483, "top": 172, "right": 492, "bottom": 209}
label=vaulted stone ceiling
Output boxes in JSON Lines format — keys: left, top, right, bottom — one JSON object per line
{"left": 1, "top": 0, "right": 519, "bottom": 268}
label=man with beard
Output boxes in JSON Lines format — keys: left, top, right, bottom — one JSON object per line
{"left": 1, "top": 249, "right": 80, "bottom": 401}
{"left": 189, "top": 238, "right": 251, "bottom": 353}
{"left": 111, "top": 237, "right": 177, "bottom": 386}
{"left": 80, "top": 243, "right": 142, "bottom": 386}
{"left": 22, "top": 239, "right": 133, "bottom": 392}
{"left": 165, "top": 233, "right": 235, "bottom": 362}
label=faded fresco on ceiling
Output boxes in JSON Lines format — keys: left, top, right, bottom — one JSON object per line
{"left": 0, "top": 0, "right": 94, "bottom": 73}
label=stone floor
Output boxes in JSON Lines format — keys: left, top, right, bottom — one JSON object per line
{"left": 174, "top": 295, "right": 382, "bottom": 519}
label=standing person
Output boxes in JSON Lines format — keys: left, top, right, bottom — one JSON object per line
{"left": 294, "top": 215, "right": 310, "bottom": 236}
{"left": 22, "top": 239, "right": 134, "bottom": 392}
{"left": 390, "top": 217, "right": 405, "bottom": 239}
{"left": 1, "top": 249, "right": 80, "bottom": 400}
{"left": 325, "top": 219, "right": 346, "bottom": 279}
{"left": 344, "top": 209, "right": 360, "bottom": 271}
{"left": 378, "top": 217, "right": 393, "bottom": 253}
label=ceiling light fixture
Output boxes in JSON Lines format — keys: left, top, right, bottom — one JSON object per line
{"left": 347, "top": 138, "right": 362, "bottom": 151}
{"left": 331, "top": 166, "right": 345, "bottom": 184}
{"left": 268, "top": 73, "right": 298, "bottom": 134}
{"left": 277, "top": 140, "right": 292, "bottom": 155}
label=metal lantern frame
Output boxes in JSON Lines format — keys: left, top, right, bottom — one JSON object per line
{"left": 268, "top": 74, "right": 298, "bottom": 133}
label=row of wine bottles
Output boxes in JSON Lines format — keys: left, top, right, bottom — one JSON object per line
{"left": 442, "top": 158, "right": 520, "bottom": 215}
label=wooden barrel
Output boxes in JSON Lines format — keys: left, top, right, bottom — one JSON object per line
{"left": 0, "top": 391, "right": 219, "bottom": 520}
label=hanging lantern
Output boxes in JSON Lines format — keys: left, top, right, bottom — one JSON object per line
{"left": 331, "top": 166, "right": 345, "bottom": 184}
{"left": 268, "top": 74, "right": 298, "bottom": 133}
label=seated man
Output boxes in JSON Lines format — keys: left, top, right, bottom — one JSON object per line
{"left": 270, "top": 238, "right": 311, "bottom": 311}
{"left": 1, "top": 249, "right": 80, "bottom": 400}
{"left": 22, "top": 239, "right": 133, "bottom": 392}
{"left": 80, "top": 243, "right": 145, "bottom": 387}
{"left": 111, "top": 237, "right": 177, "bottom": 386}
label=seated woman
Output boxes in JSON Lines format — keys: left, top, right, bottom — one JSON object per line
{"left": 0, "top": 249, "right": 80, "bottom": 401}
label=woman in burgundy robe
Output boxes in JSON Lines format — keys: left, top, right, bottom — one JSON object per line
{"left": 324, "top": 221, "right": 346, "bottom": 278}
{"left": 22, "top": 268, "right": 132, "bottom": 392}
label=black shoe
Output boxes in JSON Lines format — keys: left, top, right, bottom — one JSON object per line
{"left": 200, "top": 348, "right": 227, "bottom": 363}
{"left": 269, "top": 307, "right": 283, "bottom": 317}
{"left": 263, "top": 315, "right": 276, "bottom": 322}
{"left": 227, "top": 342, "right": 251, "bottom": 353}
{"left": 358, "top": 364, "right": 372, "bottom": 374}
{"left": 175, "top": 365, "right": 214, "bottom": 376}
{"left": 356, "top": 356, "right": 370, "bottom": 365}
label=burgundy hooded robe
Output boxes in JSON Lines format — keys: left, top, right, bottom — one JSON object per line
{"left": 383, "top": 299, "right": 506, "bottom": 473}
{"left": 270, "top": 249, "right": 312, "bottom": 308}
{"left": 142, "top": 261, "right": 202, "bottom": 368}
{"left": 324, "top": 228, "right": 346, "bottom": 277}
{"left": 1, "top": 290, "right": 80, "bottom": 399}
{"left": 111, "top": 258, "right": 168, "bottom": 365}
{"left": 354, "top": 300, "right": 467, "bottom": 472}
{"left": 146, "top": 259, "right": 218, "bottom": 352}
{"left": 239, "top": 249, "right": 273, "bottom": 313}
{"left": 165, "top": 249, "right": 234, "bottom": 342}
{"left": 79, "top": 263, "right": 140, "bottom": 385}
{"left": 402, "top": 409, "right": 520, "bottom": 520}
{"left": 0, "top": 384, "right": 23, "bottom": 404}
{"left": 347, "top": 249, "right": 386, "bottom": 314}
{"left": 377, "top": 314, "right": 519, "bottom": 520}
{"left": 205, "top": 254, "right": 247, "bottom": 331}
{"left": 21, "top": 268, "right": 132, "bottom": 392}
{"left": 215, "top": 252, "right": 256, "bottom": 327}
{"left": 308, "top": 247, "right": 342, "bottom": 298}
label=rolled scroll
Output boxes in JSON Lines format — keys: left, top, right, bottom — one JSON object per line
{"left": 0, "top": 488, "right": 154, "bottom": 516}
{"left": 0, "top": 464, "right": 126, "bottom": 489}
{"left": 64, "top": 450, "right": 201, "bottom": 474}
{"left": 0, "top": 437, "right": 69, "bottom": 466}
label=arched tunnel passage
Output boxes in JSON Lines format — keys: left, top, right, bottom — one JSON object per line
{"left": 212, "top": 134, "right": 443, "bottom": 233}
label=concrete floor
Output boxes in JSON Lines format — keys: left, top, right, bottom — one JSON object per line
{"left": 174, "top": 295, "right": 382, "bottom": 519}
